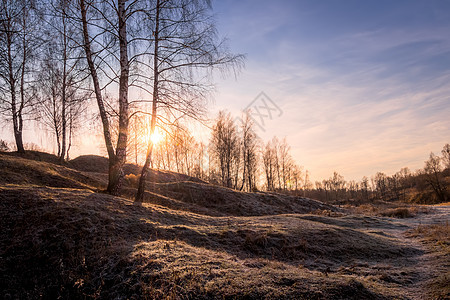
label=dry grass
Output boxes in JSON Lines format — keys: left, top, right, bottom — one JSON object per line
{"left": 407, "top": 222, "right": 450, "bottom": 300}
{"left": 349, "top": 202, "right": 432, "bottom": 219}
{"left": 379, "top": 208, "right": 412, "bottom": 218}
{"left": 410, "top": 222, "right": 449, "bottom": 254}
{"left": 138, "top": 181, "right": 340, "bottom": 217}
{"left": 0, "top": 154, "right": 103, "bottom": 190}
{"left": 0, "top": 154, "right": 437, "bottom": 299}
{"left": 1, "top": 184, "right": 409, "bottom": 299}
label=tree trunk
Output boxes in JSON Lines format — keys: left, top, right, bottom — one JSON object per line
{"left": 60, "top": 7, "right": 67, "bottom": 164}
{"left": 136, "top": 0, "right": 160, "bottom": 202}
{"left": 7, "top": 16, "right": 25, "bottom": 153}
{"left": 108, "top": 0, "right": 130, "bottom": 195}
{"left": 9, "top": 53, "right": 24, "bottom": 153}
{"left": 80, "top": 0, "right": 118, "bottom": 193}
{"left": 52, "top": 86, "right": 61, "bottom": 156}
{"left": 17, "top": 13, "right": 27, "bottom": 154}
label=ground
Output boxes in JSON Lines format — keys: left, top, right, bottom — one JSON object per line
{"left": 0, "top": 153, "right": 448, "bottom": 299}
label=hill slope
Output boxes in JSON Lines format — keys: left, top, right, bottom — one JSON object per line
{"left": 0, "top": 153, "right": 430, "bottom": 299}
{"left": 68, "top": 154, "right": 338, "bottom": 217}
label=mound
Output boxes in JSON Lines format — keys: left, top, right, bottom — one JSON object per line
{"left": 69, "top": 155, "right": 206, "bottom": 183}
{"left": 1, "top": 150, "right": 62, "bottom": 164}
{"left": 144, "top": 181, "right": 338, "bottom": 216}
{"left": 69, "top": 154, "right": 110, "bottom": 173}
{"left": 0, "top": 154, "right": 102, "bottom": 190}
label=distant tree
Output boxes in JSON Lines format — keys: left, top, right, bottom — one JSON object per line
{"left": 348, "top": 180, "right": 359, "bottom": 199}
{"left": 442, "top": 143, "right": 450, "bottom": 169}
{"left": 278, "top": 138, "right": 292, "bottom": 190}
{"left": 373, "top": 172, "right": 388, "bottom": 200}
{"left": 210, "top": 111, "right": 240, "bottom": 188}
{"left": 329, "top": 171, "right": 345, "bottom": 200}
{"left": 191, "top": 142, "right": 207, "bottom": 180}
{"left": 424, "top": 152, "right": 448, "bottom": 203}
{"left": 291, "top": 164, "right": 303, "bottom": 191}
{"left": 127, "top": 113, "right": 148, "bottom": 165}
{"left": 387, "top": 173, "right": 401, "bottom": 200}
{"left": 240, "top": 110, "right": 259, "bottom": 191}
{"left": 262, "top": 138, "right": 276, "bottom": 191}
{"left": 360, "top": 176, "right": 369, "bottom": 200}
{"left": 322, "top": 178, "right": 331, "bottom": 202}
{"left": 273, "top": 137, "right": 282, "bottom": 190}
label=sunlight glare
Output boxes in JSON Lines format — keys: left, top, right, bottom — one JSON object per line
{"left": 150, "top": 130, "right": 163, "bottom": 145}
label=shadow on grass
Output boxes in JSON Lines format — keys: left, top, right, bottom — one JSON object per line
{"left": 0, "top": 186, "right": 419, "bottom": 299}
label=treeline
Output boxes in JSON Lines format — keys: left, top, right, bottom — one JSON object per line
{"left": 128, "top": 111, "right": 450, "bottom": 204}
{"left": 307, "top": 144, "right": 450, "bottom": 204}
{"left": 131, "top": 110, "right": 309, "bottom": 193}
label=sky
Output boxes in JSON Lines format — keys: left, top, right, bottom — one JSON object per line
{"left": 210, "top": 0, "right": 450, "bottom": 182}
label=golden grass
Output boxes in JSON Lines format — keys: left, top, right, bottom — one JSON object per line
{"left": 407, "top": 222, "right": 450, "bottom": 299}
{"left": 349, "top": 202, "right": 432, "bottom": 219}
{"left": 411, "top": 222, "right": 449, "bottom": 253}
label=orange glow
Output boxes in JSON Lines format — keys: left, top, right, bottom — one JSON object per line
{"left": 150, "top": 129, "right": 163, "bottom": 145}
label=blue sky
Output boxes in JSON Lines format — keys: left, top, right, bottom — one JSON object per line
{"left": 211, "top": 0, "right": 450, "bottom": 181}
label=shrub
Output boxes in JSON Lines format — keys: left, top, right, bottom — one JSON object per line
{"left": 124, "top": 174, "right": 139, "bottom": 186}
{"left": 380, "top": 208, "right": 412, "bottom": 218}
{"left": 0, "top": 140, "right": 9, "bottom": 152}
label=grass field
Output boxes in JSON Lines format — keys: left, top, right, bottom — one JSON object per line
{"left": 0, "top": 152, "right": 448, "bottom": 299}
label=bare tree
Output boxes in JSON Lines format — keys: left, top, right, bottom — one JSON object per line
{"left": 262, "top": 138, "right": 276, "bottom": 191}
{"left": 291, "top": 164, "right": 303, "bottom": 191}
{"left": 136, "top": 0, "right": 244, "bottom": 201}
{"left": 38, "top": 0, "right": 88, "bottom": 162}
{"left": 442, "top": 143, "right": 450, "bottom": 170}
{"left": 0, "top": 0, "right": 39, "bottom": 153}
{"left": 424, "top": 152, "right": 447, "bottom": 203}
{"left": 127, "top": 112, "right": 152, "bottom": 166}
{"left": 209, "top": 111, "right": 241, "bottom": 188}
{"left": 39, "top": 56, "right": 63, "bottom": 155}
{"left": 303, "top": 170, "right": 313, "bottom": 195}
{"left": 239, "top": 110, "right": 259, "bottom": 191}
{"left": 278, "top": 137, "right": 292, "bottom": 190}
{"left": 78, "top": 0, "right": 147, "bottom": 195}
{"left": 329, "top": 171, "right": 345, "bottom": 200}
{"left": 360, "top": 176, "right": 369, "bottom": 200}
{"left": 373, "top": 172, "right": 387, "bottom": 200}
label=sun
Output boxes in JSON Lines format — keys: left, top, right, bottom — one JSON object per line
{"left": 150, "top": 130, "right": 163, "bottom": 145}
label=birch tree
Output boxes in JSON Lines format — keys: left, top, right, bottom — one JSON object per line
{"left": 262, "top": 139, "right": 276, "bottom": 191}
{"left": 0, "top": 0, "right": 39, "bottom": 153}
{"left": 78, "top": 0, "right": 148, "bottom": 195}
{"left": 240, "top": 110, "right": 259, "bottom": 191}
{"left": 38, "top": 0, "right": 87, "bottom": 162}
{"left": 209, "top": 111, "right": 241, "bottom": 188}
{"left": 136, "top": 0, "right": 244, "bottom": 201}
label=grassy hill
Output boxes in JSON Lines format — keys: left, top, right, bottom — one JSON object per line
{"left": 0, "top": 152, "right": 433, "bottom": 299}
